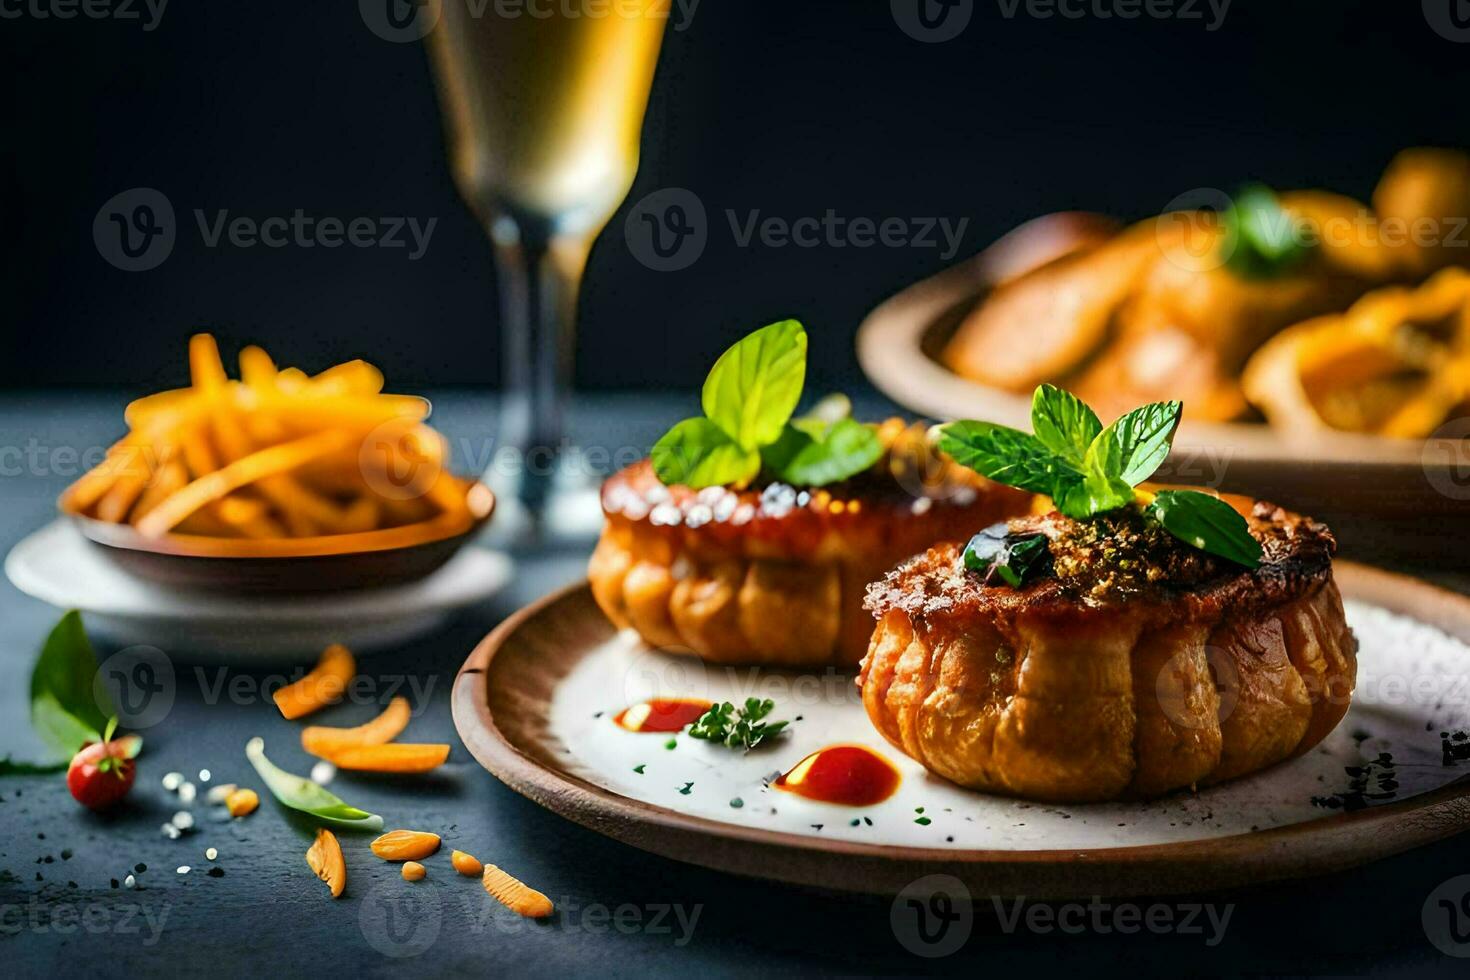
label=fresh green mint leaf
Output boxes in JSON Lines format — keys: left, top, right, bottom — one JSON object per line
{"left": 1147, "top": 490, "right": 1262, "bottom": 568}
{"left": 1031, "top": 384, "right": 1102, "bottom": 467}
{"left": 938, "top": 421, "right": 1078, "bottom": 497}
{"left": 1105, "top": 400, "right": 1182, "bottom": 486}
{"left": 761, "top": 418, "right": 884, "bottom": 487}
{"left": 700, "top": 319, "right": 807, "bottom": 451}
{"left": 650, "top": 417, "right": 761, "bottom": 489}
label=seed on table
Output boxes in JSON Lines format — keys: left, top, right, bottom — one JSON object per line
{"left": 124, "top": 874, "right": 136, "bottom": 889}
{"left": 172, "top": 811, "right": 195, "bottom": 831}
{"left": 162, "top": 772, "right": 183, "bottom": 791}
{"left": 198, "top": 769, "right": 211, "bottom": 782}
{"left": 179, "top": 782, "right": 197, "bottom": 805}
{"left": 205, "top": 847, "right": 218, "bottom": 861}
{"left": 176, "top": 866, "right": 190, "bottom": 875}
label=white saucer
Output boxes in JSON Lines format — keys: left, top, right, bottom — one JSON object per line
{"left": 5, "top": 521, "right": 513, "bottom": 662}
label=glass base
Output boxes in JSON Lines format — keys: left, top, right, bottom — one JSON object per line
{"left": 482, "top": 454, "right": 603, "bottom": 550}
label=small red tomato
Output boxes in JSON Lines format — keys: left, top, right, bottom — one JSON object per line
{"left": 67, "top": 737, "right": 137, "bottom": 811}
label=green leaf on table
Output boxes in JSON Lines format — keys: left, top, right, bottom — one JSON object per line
{"left": 761, "top": 418, "right": 884, "bottom": 487}
{"left": 650, "top": 417, "right": 762, "bottom": 489}
{"left": 1030, "top": 384, "right": 1102, "bottom": 467}
{"left": 245, "top": 737, "right": 384, "bottom": 831}
{"left": 938, "top": 421, "right": 1077, "bottom": 497}
{"left": 700, "top": 319, "right": 807, "bottom": 450}
{"left": 1147, "top": 490, "right": 1262, "bottom": 568}
{"left": 29, "top": 611, "right": 109, "bottom": 762}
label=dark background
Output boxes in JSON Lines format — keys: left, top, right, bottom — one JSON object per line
{"left": 4, "top": 0, "right": 1469, "bottom": 395}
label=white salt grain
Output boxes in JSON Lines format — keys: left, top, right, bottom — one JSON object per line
{"left": 198, "top": 769, "right": 211, "bottom": 782}
{"left": 176, "top": 866, "right": 190, "bottom": 875}
{"left": 310, "top": 761, "right": 336, "bottom": 785}
{"left": 124, "top": 874, "right": 136, "bottom": 889}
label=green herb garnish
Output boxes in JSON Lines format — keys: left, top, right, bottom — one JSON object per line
{"left": 1221, "top": 184, "right": 1312, "bottom": 279}
{"left": 962, "top": 524, "right": 1050, "bottom": 586}
{"left": 650, "top": 321, "right": 883, "bottom": 489}
{"left": 245, "top": 737, "right": 383, "bottom": 831}
{"left": 687, "top": 698, "right": 789, "bottom": 751}
{"left": 1146, "top": 489, "right": 1264, "bottom": 567}
{"left": 940, "top": 385, "right": 1261, "bottom": 570}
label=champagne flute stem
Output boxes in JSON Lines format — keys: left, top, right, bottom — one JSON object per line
{"left": 489, "top": 217, "right": 590, "bottom": 516}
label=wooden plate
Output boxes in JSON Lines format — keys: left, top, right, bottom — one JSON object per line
{"left": 854, "top": 250, "right": 1470, "bottom": 564}
{"left": 453, "top": 565, "right": 1470, "bottom": 899}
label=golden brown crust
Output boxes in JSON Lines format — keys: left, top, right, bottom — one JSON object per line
{"left": 590, "top": 451, "right": 1031, "bottom": 667}
{"left": 857, "top": 501, "right": 1357, "bottom": 801}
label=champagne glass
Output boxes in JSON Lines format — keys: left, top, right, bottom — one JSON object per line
{"left": 424, "top": 0, "right": 670, "bottom": 539}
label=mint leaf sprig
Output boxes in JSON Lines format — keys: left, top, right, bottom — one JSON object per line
{"left": 650, "top": 321, "right": 884, "bottom": 489}
{"left": 687, "top": 698, "right": 789, "bottom": 751}
{"left": 939, "top": 385, "right": 1261, "bottom": 569}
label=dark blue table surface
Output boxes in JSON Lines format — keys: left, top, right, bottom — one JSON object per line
{"left": 1, "top": 389, "right": 1467, "bottom": 977}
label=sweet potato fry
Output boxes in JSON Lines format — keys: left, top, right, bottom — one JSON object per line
{"left": 301, "top": 696, "right": 411, "bottom": 757}
{"left": 305, "top": 828, "right": 346, "bottom": 898}
{"left": 134, "top": 430, "right": 353, "bottom": 537}
{"left": 324, "top": 743, "right": 450, "bottom": 774}
{"left": 482, "top": 865, "right": 553, "bottom": 918}
{"left": 273, "top": 644, "right": 356, "bottom": 720}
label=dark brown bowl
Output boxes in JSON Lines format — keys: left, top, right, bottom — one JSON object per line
{"left": 65, "top": 482, "right": 494, "bottom": 595}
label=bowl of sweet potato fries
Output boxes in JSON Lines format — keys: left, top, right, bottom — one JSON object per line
{"left": 58, "top": 335, "right": 493, "bottom": 593}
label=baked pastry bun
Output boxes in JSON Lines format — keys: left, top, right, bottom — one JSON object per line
{"left": 591, "top": 421, "right": 1030, "bottom": 667}
{"left": 860, "top": 501, "right": 1356, "bottom": 802}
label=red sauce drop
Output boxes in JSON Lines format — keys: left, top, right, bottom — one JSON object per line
{"left": 774, "top": 744, "right": 901, "bottom": 806}
{"left": 612, "top": 698, "right": 712, "bottom": 733}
